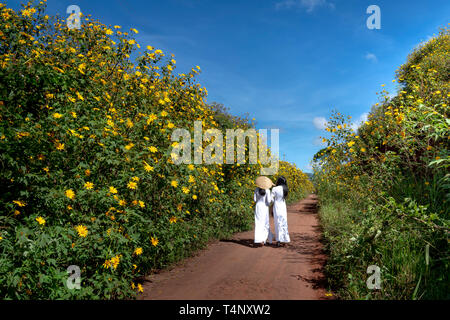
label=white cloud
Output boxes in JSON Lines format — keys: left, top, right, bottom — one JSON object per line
{"left": 313, "top": 117, "right": 328, "bottom": 130}
{"left": 276, "top": 0, "right": 334, "bottom": 13}
{"left": 365, "top": 53, "right": 377, "bottom": 62}
{"left": 350, "top": 112, "right": 369, "bottom": 132}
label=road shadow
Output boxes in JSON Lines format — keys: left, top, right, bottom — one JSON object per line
{"left": 283, "top": 231, "right": 329, "bottom": 293}
{"left": 220, "top": 238, "right": 259, "bottom": 248}
{"left": 295, "top": 202, "right": 319, "bottom": 214}
{"left": 290, "top": 273, "right": 329, "bottom": 292}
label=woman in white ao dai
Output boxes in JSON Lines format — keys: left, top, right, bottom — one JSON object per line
{"left": 253, "top": 187, "right": 273, "bottom": 245}
{"left": 272, "top": 176, "right": 290, "bottom": 244}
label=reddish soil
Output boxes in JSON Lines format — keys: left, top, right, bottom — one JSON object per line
{"left": 140, "top": 194, "right": 331, "bottom": 300}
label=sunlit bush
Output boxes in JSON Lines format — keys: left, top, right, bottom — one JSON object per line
{"left": 313, "top": 27, "right": 449, "bottom": 299}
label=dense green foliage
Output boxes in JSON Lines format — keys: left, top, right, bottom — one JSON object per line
{"left": 314, "top": 28, "right": 449, "bottom": 299}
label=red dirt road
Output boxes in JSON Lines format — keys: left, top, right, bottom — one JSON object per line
{"left": 140, "top": 194, "right": 330, "bottom": 300}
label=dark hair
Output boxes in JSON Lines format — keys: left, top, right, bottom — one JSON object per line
{"left": 257, "top": 187, "right": 266, "bottom": 196}
{"left": 276, "top": 176, "right": 288, "bottom": 198}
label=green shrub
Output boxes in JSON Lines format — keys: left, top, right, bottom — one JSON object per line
{"left": 314, "top": 27, "right": 449, "bottom": 299}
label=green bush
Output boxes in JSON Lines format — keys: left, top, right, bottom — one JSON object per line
{"left": 313, "top": 27, "right": 449, "bottom": 299}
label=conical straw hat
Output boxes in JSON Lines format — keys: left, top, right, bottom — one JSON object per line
{"left": 255, "top": 176, "right": 274, "bottom": 189}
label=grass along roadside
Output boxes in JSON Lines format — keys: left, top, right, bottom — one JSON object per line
{"left": 318, "top": 196, "right": 449, "bottom": 300}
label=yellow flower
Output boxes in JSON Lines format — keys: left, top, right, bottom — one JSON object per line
{"left": 182, "top": 187, "right": 190, "bottom": 194}
{"left": 76, "top": 91, "right": 84, "bottom": 101}
{"left": 78, "top": 63, "right": 86, "bottom": 74}
{"left": 84, "top": 181, "right": 94, "bottom": 190}
{"left": 109, "top": 186, "right": 118, "bottom": 194}
{"left": 127, "top": 181, "right": 137, "bottom": 190}
{"left": 13, "top": 200, "right": 26, "bottom": 207}
{"left": 21, "top": 7, "right": 36, "bottom": 17}
{"left": 126, "top": 118, "right": 134, "bottom": 128}
{"left": 75, "top": 225, "right": 88, "bottom": 237}
{"left": 103, "top": 260, "right": 111, "bottom": 269}
{"left": 148, "top": 146, "right": 158, "bottom": 153}
{"left": 167, "top": 122, "right": 175, "bottom": 129}
{"left": 143, "top": 160, "right": 154, "bottom": 172}
{"left": 160, "top": 111, "right": 168, "bottom": 117}
{"left": 65, "top": 189, "right": 75, "bottom": 200}
{"left": 110, "top": 255, "right": 121, "bottom": 269}
{"left": 171, "top": 180, "right": 178, "bottom": 188}
{"left": 360, "top": 147, "right": 366, "bottom": 153}
{"left": 53, "top": 113, "right": 63, "bottom": 119}
{"left": 125, "top": 143, "right": 134, "bottom": 150}
{"left": 169, "top": 216, "right": 177, "bottom": 224}
{"left": 151, "top": 236, "right": 159, "bottom": 246}
{"left": 187, "top": 164, "right": 194, "bottom": 170}
{"left": 192, "top": 195, "right": 198, "bottom": 200}
{"left": 36, "top": 216, "right": 46, "bottom": 225}
{"left": 134, "top": 247, "right": 143, "bottom": 255}
{"left": 188, "top": 175, "right": 195, "bottom": 183}
{"left": 131, "top": 28, "right": 139, "bottom": 34}
{"left": 347, "top": 141, "right": 355, "bottom": 147}
{"left": 56, "top": 143, "right": 65, "bottom": 150}
{"left": 147, "top": 114, "right": 157, "bottom": 123}
{"left": 138, "top": 200, "right": 145, "bottom": 208}
{"left": 137, "top": 283, "right": 143, "bottom": 293}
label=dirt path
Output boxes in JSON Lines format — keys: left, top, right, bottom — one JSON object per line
{"left": 140, "top": 194, "right": 330, "bottom": 300}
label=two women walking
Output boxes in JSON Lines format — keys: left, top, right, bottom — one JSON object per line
{"left": 253, "top": 176, "right": 290, "bottom": 247}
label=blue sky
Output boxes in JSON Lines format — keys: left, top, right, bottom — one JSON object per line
{"left": 8, "top": 0, "right": 450, "bottom": 172}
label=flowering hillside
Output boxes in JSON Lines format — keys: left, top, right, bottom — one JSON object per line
{"left": 314, "top": 27, "right": 449, "bottom": 299}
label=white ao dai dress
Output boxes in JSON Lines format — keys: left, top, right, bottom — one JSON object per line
{"left": 254, "top": 189, "right": 274, "bottom": 244}
{"left": 272, "top": 185, "right": 290, "bottom": 243}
